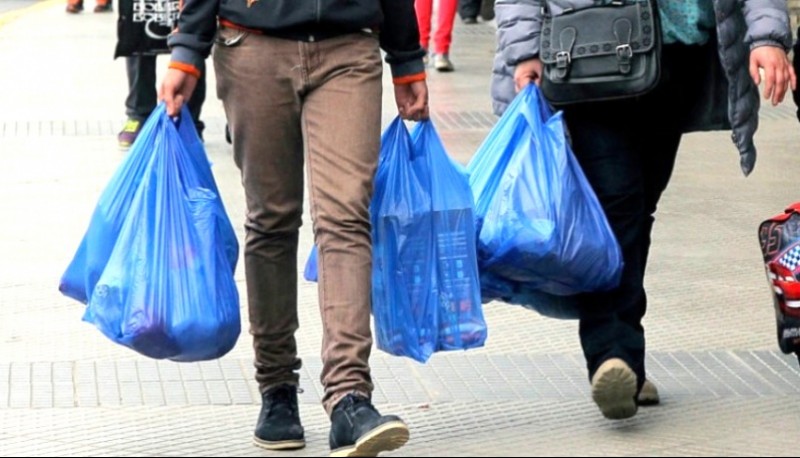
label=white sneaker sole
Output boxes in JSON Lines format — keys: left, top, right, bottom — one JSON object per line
{"left": 252, "top": 436, "right": 306, "bottom": 451}
{"left": 330, "top": 421, "right": 409, "bottom": 457}
{"left": 591, "top": 359, "right": 638, "bottom": 420}
{"left": 637, "top": 379, "right": 660, "bottom": 406}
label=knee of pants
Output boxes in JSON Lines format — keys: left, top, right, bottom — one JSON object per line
{"left": 313, "top": 213, "right": 371, "bottom": 247}
{"left": 245, "top": 207, "right": 303, "bottom": 239}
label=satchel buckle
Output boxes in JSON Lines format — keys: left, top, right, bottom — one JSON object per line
{"left": 553, "top": 51, "right": 572, "bottom": 80}
{"left": 555, "top": 51, "right": 571, "bottom": 68}
{"left": 615, "top": 44, "right": 633, "bottom": 74}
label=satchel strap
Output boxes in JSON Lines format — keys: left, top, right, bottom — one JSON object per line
{"left": 555, "top": 28, "right": 577, "bottom": 80}
{"left": 613, "top": 19, "right": 633, "bottom": 74}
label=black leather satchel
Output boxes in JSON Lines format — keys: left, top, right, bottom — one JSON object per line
{"left": 539, "top": 0, "right": 661, "bottom": 105}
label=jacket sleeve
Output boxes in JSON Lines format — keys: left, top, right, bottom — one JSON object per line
{"left": 379, "top": 0, "right": 426, "bottom": 84}
{"left": 491, "top": 0, "right": 544, "bottom": 117}
{"left": 740, "top": 0, "right": 793, "bottom": 51}
{"left": 167, "top": 0, "right": 220, "bottom": 75}
{"left": 496, "top": 0, "right": 543, "bottom": 66}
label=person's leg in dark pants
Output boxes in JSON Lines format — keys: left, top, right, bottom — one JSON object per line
{"left": 562, "top": 44, "right": 705, "bottom": 420}
{"left": 479, "top": 0, "right": 495, "bottom": 20}
{"left": 458, "top": 0, "right": 481, "bottom": 22}
{"left": 119, "top": 54, "right": 157, "bottom": 149}
{"left": 563, "top": 101, "right": 682, "bottom": 419}
{"left": 125, "top": 54, "right": 157, "bottom": 121}
{"left": 121, "top": 55, "right": 206, "bottom": 147}
{"left": 459, "top": 0, "right": 494, "bottom": 22}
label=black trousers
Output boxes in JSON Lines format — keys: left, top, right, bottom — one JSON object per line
{"left": 458, "top": 0, "right": 482, "bottom": 19}
{"left": 561, "top": 44, "right": 709, "bottom": 387}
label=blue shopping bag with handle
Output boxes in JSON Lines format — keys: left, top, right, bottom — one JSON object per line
{"left": 468, "top": 84, "right": 623, "bottom": 318}
{"left": 64, "top": 104, "right": 240, "bottom": 361}
{"left": 410, "top": 120, "right": 487, "bottom": 352}
{"left": 60, "top": 104, "right": 238, "bottom": 304}
{"left": 371, "top": 117, "right": 438, "bottom": 362}
{"left": 59, "top": 108, "right": 163, "bottom": 304}
{"left": 305, "top": 118, "right": 486, "bottom": 360}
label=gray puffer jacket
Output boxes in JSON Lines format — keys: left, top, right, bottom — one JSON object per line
{"left": 491, "top": 0, "right": 793, "bottom": 175}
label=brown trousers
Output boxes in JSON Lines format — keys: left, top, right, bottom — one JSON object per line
{"left": 214, "top": 28, "right": 383, "bottom": 414}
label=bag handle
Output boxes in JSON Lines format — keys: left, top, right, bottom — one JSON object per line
{"left": 517, "top": 84, "right": 557, "bottom": 133}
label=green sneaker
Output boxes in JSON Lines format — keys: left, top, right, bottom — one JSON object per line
{"left": 117, "top": 118, "right": 142, "bottom": 150}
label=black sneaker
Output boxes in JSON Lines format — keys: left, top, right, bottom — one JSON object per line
{"left": 329, "top": 394, "right": 409, "bottom": 457}
{"left": 480, "top": 0, "right": 495, "bottom": 21}
{"left": 93, "top": 1, "right": 112, "bottom": 13}
{"left": 66, "top": 0, "right": 83, "bottom": 13}
{"left": 253, "top": 384, "right": 305, "bottom": 450}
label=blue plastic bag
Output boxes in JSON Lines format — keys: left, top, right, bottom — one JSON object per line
{"left": 468, "top": 85, "right": 623, "bottom": 317}
{"left": 370, "top": 117, "right": 439, "bottom": 362}
{"left": 303, "top": 245, "right": 318, "bottom": 282}
{"left": 60, "top": 104, "right": 238, "bottom": 303}
{"left": 65, "top": 105, "right": 241, "bottom": 361}
{"left": 304, "top": 118, "right": 485, "bottom": 361}
{"left": 410, "top": 121, "right": 487, "bottom": 352}
{"left": 59, "top": 109, "right": 164, "bottom": 304}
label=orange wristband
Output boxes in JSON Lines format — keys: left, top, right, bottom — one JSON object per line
{"left": 168, "top": 62, "right": 202, "bottom": 79}
{"left": 393, "top": 72, "right": 427, "bottom": 85}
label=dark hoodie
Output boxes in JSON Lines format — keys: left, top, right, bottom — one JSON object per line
{"left": 168, "top": 0, "right": 426, "bottom": 83}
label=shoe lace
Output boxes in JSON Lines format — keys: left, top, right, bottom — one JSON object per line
{"left": 122, "top": 119, "right": 140, "bottom": 134}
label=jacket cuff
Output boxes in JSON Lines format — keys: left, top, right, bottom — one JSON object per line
{"left": 750, "top": 40, "right": 789, "bottom": 52}
{"left": 393, "top": 72, "right": 426, "bottom": 85}
{"left": 170, "top": 47, "right": 205, "bottom": 76}
{"left": 504, "top": 39, "right": 541, "bottom": 66}
{"left": 390, "top": 58, "right": 426, "bottom": 82}
{"left": 169, "top": 62, "right": 202, "bottom": 79}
